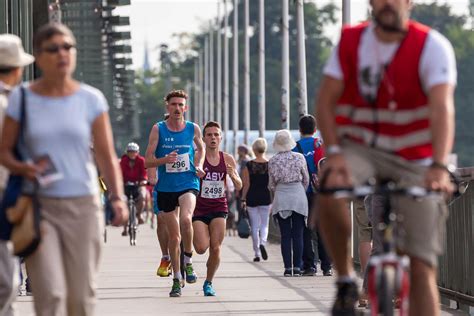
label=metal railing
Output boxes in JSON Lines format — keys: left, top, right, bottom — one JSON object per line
{"left": 438, "top": 167, "right": 474, "bottom": 307}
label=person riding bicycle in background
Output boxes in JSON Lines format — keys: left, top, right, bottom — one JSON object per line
{"left": 315, "top": 0, "right": 456, "bottom": 315}
{"left": 120, "top": 142, "right": 148, "bottom": 236}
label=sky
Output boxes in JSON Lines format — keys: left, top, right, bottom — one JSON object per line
{"left": 114, "top": 0, "right": 470, "bottom": 70}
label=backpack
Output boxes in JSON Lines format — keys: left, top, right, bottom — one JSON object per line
{"left": 296, "top": 137, "right": 325, "bottom": 193}
{"left": 313, "top": 138, "right": 325, "bottom": 174}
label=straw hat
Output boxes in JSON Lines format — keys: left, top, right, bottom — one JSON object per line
{"left": 273, "top": 129, "right": 296, "bottom": 153}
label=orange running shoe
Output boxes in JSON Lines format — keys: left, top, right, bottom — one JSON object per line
{"left": 156, "top": 258, "right": 172, "bottom": 277}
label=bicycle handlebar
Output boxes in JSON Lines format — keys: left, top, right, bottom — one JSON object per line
{"left": 318, "top": 184, "right": 439, "bottom": 199}
{"left": 124, "top": 180, "right": 148, "bottom": 187}
{"left": 319, "top": 181, "right": 468, "bottom": 200}
{"left": 318, "top": 168, "right": 468, "bottom": 200}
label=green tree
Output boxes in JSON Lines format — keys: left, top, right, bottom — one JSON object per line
{"left": 133, "top": 69, "right": 167, "bottom": 152}
{"left": 411, "top": 3, "right": 474, "bottom": 167}
{"left": 167, "top": 1, "right": 338, "bottom": 130}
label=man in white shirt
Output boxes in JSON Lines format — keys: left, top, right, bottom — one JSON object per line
{"left": 315, "top": 0, "right": 456, "bottom": 315}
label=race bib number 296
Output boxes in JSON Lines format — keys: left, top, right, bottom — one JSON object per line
{"left": 166, "top": 153, "right": 190, "bottom": 173}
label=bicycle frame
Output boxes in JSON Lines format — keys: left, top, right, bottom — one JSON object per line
{"left": 125, "top": 182, "right": 139, "bottom": 246}
{"left": 365, "top": 189, "right": 411, "bottom": 316}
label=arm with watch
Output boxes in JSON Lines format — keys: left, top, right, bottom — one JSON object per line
{"left": 425, "top": 83, "right": 456, "bottom": 194}
{"left": 240, "top": 165, "right": 250, "bottom": 212}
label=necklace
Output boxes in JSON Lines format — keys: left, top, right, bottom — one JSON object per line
{"left": 372, "top": 30, "right": 397, "bottom": 110}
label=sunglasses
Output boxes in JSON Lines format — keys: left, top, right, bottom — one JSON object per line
{"left": 41, "top": 43, "right": 75, "bottom": 54}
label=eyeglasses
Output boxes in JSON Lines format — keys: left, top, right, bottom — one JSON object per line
{"left": 41, "top": 43, "right": 75, "bottom": 54}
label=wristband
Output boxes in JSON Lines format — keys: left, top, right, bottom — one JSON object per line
{"left": 326, "top": 144, "right": 342, "bottom": 156}
{"left": 109, "top": 194, "right": 127, "bottom": 202}
{"left": 429, "top": 161, "right": 455, "bottom": 173}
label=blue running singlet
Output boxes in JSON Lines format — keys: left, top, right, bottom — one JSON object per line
{"left": 155, "top": 121, "right": 199, "bottom": 192}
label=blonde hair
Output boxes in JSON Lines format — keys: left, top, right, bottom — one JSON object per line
{"left": 252, "top": 138, "right": 267, "bottom": 154}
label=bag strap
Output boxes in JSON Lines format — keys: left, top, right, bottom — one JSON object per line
{"left": 296, "top": 141, "right": 317, "bottom": 191}
{"left": 19, "top": 86, "right": 26, "bottom": 141}
{"left": 18, "top": 86, "right": 38, "bottom": 194}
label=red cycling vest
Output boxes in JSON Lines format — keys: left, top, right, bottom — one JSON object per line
{"left": 336, "top": 21, "right": 432, "bottom": 160}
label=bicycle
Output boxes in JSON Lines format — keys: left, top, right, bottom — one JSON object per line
{"left": 124, "top": 181, "right": 141, "bottom": 246}
{"left": 319, "top": 177, "right": 467, "bottom": 316}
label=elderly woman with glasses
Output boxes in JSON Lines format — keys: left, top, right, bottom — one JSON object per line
{"left": 268, "top": 130, "right": 309, "bottom": 277}
{"left": 0, "top": 23, "right": 128, "bottom": 316}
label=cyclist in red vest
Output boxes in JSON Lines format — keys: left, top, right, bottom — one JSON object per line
{"left": 193, "top": 121, "right": 242, "bottom": 296}
{"left": 315, "top": 0, "right": 456, "bottom": 315}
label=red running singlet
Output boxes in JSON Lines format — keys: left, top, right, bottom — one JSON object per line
{"left": 194, "top": 151, "right": 228, "bottom": 216}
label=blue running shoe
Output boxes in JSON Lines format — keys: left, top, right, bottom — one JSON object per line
{"left": 203, "top": 280, "right": 216, "bottom": 296}
{"left": 185, "top": 263, "right": 197, "bottom": 284}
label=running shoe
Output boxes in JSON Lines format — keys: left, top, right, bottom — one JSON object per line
{"left": 332, "top": 280, "right": 359, "bottom": 316}
{"left": 259, "top": 244, "right": 268, "bottom": 260}
{"left": 156, "top": 258, "right": 172, "bottom": 277}
{"left": 302, "top": 267, "right": 317, "bottom": 276}
{"left": 185, "top": 263, "right": 197, "bottom": 283}
{"left": 293, "top": 268, "right": 302, "bottom": 277}
{"left": 169, "top": 278, "right": 184, "bottom": 297}
{"left": 284, "top": 268, "right": 292, "bottom": 277}
{"left": 203, "top": 280, "right": 216, "bottom": 296}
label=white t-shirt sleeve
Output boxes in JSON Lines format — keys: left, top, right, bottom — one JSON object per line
{"left": 419, "top": 30, "right": 457, "bottom": 92}
{"left": 5, "top": 86, "right": 22, "bottom": 122}
{"left": 323, "top": 44, "right": 344, "bottom": 81}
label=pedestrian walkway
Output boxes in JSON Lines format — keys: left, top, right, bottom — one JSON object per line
{"left": 16, "top": 223, "right": 467, "bottom": 315}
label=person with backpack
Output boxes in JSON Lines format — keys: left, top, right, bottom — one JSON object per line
{"left": 293, "top": 115, "right": 332, "bottom": 276}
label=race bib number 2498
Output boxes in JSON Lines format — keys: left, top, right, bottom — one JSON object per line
{"left": 201, "top": 180, "right": 225, "bottom": 199}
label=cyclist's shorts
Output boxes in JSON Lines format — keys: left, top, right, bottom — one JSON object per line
{"left": 353, "top": 198, "right": 372, "bottom": 243}
{"left": 156, "top": 189, "right": 199, "bottom": 213}
{"left": 125, "top": 185, "right": 146, "bottom": 202}
{"left": 341, "top": 139, "right": 448, "bottom": 267}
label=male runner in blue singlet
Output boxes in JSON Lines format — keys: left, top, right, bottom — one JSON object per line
{"left": 145, "top": 90, "right": 205, "bottom": 297}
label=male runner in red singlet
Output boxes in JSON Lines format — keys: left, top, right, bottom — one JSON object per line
{"left": 192, "top": 121, "right": 242, "bottom": 296}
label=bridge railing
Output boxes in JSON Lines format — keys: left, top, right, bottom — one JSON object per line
{"left": 437, "top": 167, "right": 474, "bottom": 310}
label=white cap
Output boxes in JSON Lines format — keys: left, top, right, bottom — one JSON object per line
{"left": 0, "top": 34, "right": 34, "bottom": 68}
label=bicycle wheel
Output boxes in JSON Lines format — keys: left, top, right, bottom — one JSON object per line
{"left": 129, "top": 201, "right": 136, "bottom": 246}
{"left": 379, "top": 266, "right": 395, "bottom": 316}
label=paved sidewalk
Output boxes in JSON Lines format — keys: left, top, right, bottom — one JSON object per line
{"left": 16, "top": 223, "right": 467, "bottom": 315}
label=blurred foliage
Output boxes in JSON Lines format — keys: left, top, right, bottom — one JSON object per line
{"left": 133, "top": 1, "right": 474, "bottom": 166}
